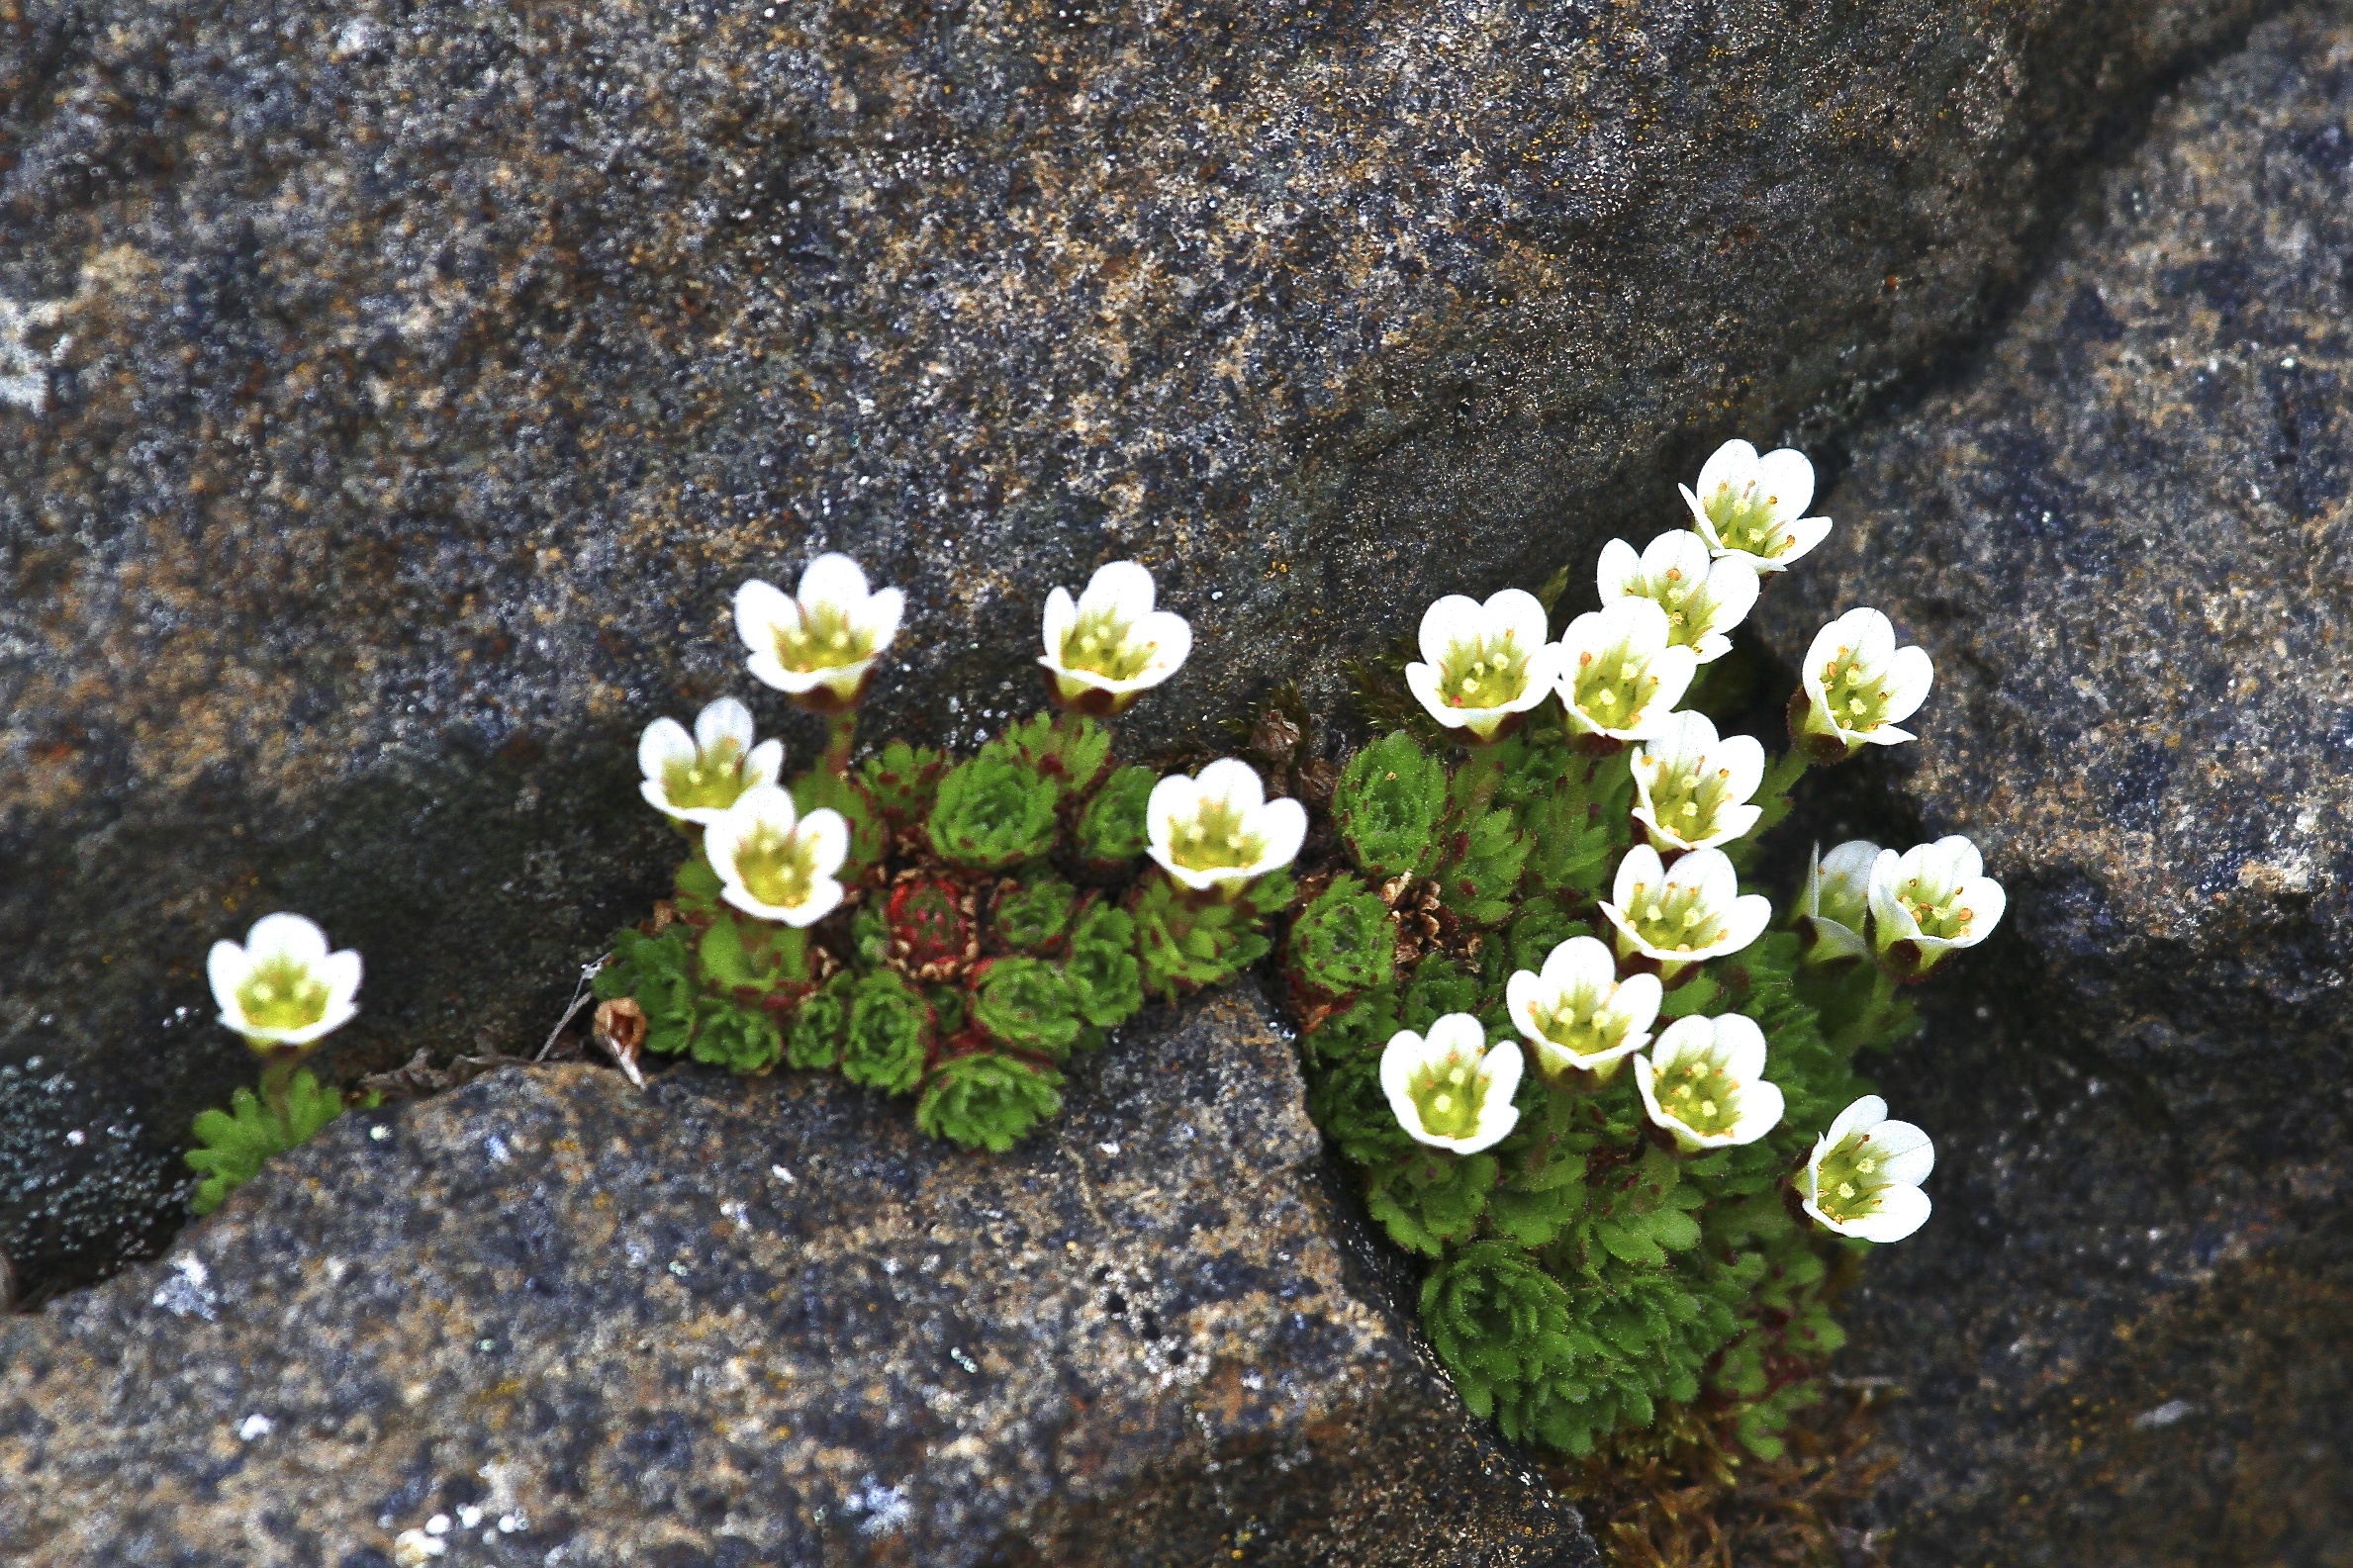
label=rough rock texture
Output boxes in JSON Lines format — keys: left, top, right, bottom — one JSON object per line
{"left": 0, "top": 986, "right": 1598, "bottom": 1567}
{"left": 1755, "top": 10, "right": 2353, "bottom": 1560}
{"left": 0, "top": 0, "right": 2281, "bottom": 1290}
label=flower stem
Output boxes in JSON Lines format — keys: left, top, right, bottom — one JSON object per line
{"left": 823, "top": 710, "right": 858, "bottom": 777}
{"left": 1750, "top": 748, "right": 1811, "bottom": 838}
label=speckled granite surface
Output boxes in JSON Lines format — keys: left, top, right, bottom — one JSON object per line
{"left": 1754, "top": 9, "right": 2353, "bottom": 1561}
{"left": 0, "top": 0, "right": 2279, "bottom": 1291}
{"left": 0, "top": 986, "right": 1595, "bottom": 1566}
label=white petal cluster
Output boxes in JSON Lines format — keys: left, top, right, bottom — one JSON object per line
{"left": 1634, "top": 1013, "right": 1785, "bottom": 1152}
{"left": 705, "top": 784, "right": 851, "bottom": 927}
{"left": 1869, "top": 836, "right": 2006, "bottom": 974}
{"left": 1555, "top": 600, "right": 1697, "bottom": 743}
{"left": 1680, "top": 439, "right": 1833, "bottom": 574}
{"left": 1599, "top": 845, "right": 1772, "bottom": 979}
{"left": 1596, "top": 531, "right": 1759, "bottom": 665}
{"left": 1631, "top": 711, "right": 1765, "bottom": 854}
{"left": 1380, "top": 1014, "right": 1524, "bottom": 1154}
{"left": 1146, "top": 759, "right": 1306, "bottom": 894}
{"left": 208, "top": 913, "right": 362, "bottom": 1048}
{"left": 1797, "top": 1095, "right": 1934, "bottom": 1243}
{"left": 1505, "top": 937, "right": 1661, "bottom": 1082}
{"left": 637, "top": 698, "right": 785, "bottom": 824}
{"left": 1040, "top": 561, "right": 1192, "bottom": 715}
{"left": 1405, "top": 589, "right": 1564, "bottom": 740}
{"left": 1796, "top": 840, "right": 1881, "bottom": 964}
{"left": 1796, "top": 607, "right": 1933, "bottom": 758}
{"left": 735, "top": 553, "right": 905, "bottom": 711}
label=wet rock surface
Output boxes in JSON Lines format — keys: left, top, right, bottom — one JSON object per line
{"left": 0, "top": 986, "right": 1597, "bottom": 1567}
{"left": 1756, "top": 9, "right": 2353, "bottom": 1560}
{"left": 0, "top": 0, "right": 2278, "bottom": 1289}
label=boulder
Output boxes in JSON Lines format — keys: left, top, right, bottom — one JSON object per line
{"left": 0, "top": 986, "right": 1598, "bottom": 1566}
{"left": 1753, "top": 9, "right": 2353, "bottom": 1559}
{"left": 0, "top": 0, "right": 2277, "bottom": 1290}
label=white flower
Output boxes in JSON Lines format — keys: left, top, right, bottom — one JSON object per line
{"left": 1796, "top": 1095, "right": 1934, "bottom": 1243}
{"left": 1404, "top": 589, "right": 1565, "bottom": 740}
{"left": 705, "top": 784, "right": 851, "bottom": 927}
{"left": 1599, "top": 845, "right": 1773, "bottom": 979}
{"left": 734, "top": 553, "right": 905, "bottom": 711}
{"left": 1794, "top": 607, "right": 1933, "bottom": 759}
{"left": 636, "top": 698, "right": 785, "bottom": 824}
{"left": 1596, "top": 532, "right": 1759, "bottom": 664}
{"left": 1679, "top": 439, "right": 1834, "bottom": 573}
{"left": 1634, "top": 1013, "right": 1785, "bottom": 1152}
{"left": 1380, "top": 1014, "right": 1523, "bottom": 1154}
{"left": 1505, "top": 936, "right": 1662, "bottom": 1082}
{"left": 1868, "top": 836, "right": 2005, "bottom": 975}
{"left": 1039, "top": 560, "right": 1192, "bottom": 715}
{"left": 1146, "top": 759, "right": 1306, "bottom": 893}
{"left": 1554, "top": 599, "right": 1698, "bottom": 743}
{"left": 208, "top": 914, "right": 362, "bottom": 1047}
{"left": 1631, "top": 711, "right": 1766, "bottom": 854}
{"left": 1796, "top": 840, "right": 1881, "bottom": 964}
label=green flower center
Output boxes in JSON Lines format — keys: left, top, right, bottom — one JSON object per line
{"left": 662, "top": 738, "right": 749, "bottom": 812}
{"left": 1813, "top": 1137, "right": 1891, "bottom": 1223}
{"left": 1569, "top": 647, "right": 1663, "bottom": 729}
{"left": 1642, "top": 757, "right": 1740, "bottom": 843}
{"left": 1535, "top": 993, "right": 1625, "bottom": 1061}
{"left": 1437, "top": 633, "right": 1532, "bottom": 711}
{"left": 1815, "top": 652, "right": 1895, "bottom": 734}
{"left": 734, "top": 824, "right": 827, "bottom": 910}
{"left": 237, "top": 958, "right": 332, "bottom": 1032}
{"left": 1167, "top": 797, "right": 1267, "bottom": 873}
{"left": 1895, "top": 876, "right": 1977, "bottom": 942}
{"left": 1638, "top": 568, "right": 1714, "bottom": 648}
{"left": 1620, "top": 876, "right": 1732, "bottom": 954}
{"left": 1408, "top": 1051, "right": 1491, "bottom": 1140}
{"left": 1656, "top": 1053, "right": 1741, "bottom": 1138}
{"left": 1706, "top": 482, "right": 1796, "bottom": 558}
{"left": 776, "top": 603, "right": 875, "bottom": 674}
{"left": 1060, "top": 606, "right": 1159, "bottom": 682}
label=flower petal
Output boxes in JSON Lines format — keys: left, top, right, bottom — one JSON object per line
{"left": 1713, "top": 1012, "right": 1770, "bottom": 1080}
{"left": 1041, "top": 586, "right": 1079, "bottom": 660}
{"left": 1254, "top": 797, "right": 1309, "bottom": 875}
{"left": 1484, "top": 588, "right": 1551, "bottom": 649}
{"left": 319, "top": 949, "right": 365, "bottom": 1009}
{"left": 734, "top": 578, "right": 799, "bottom": 649}
{"left": 1595, "top": 538, "right": 1642, "bottom": 600}
{"left": 694, "top": 698, "right": 755, "bottom": 757}
{"left": 1081, "top": 560, "right": 1159, "bottom": 620}
{"left": 743, "top": 738, "right": 786, "bottom": 789}
{"left": 1824, "top": 1094, "right": 1887, "bottom": 1149}
{"left": 1752, "top": 446, "right": 1816, "bottom": 522}
{"left": 246, "top": 913, "right": 330, "bottom": 968}
{"left": 1695, "top": 438, "right": 1759, "bottom": 502}
{"left": 1847, "top": 1183, "right": 1931, "bottom": 1244}
{"left": 798, "top": 808, "right": 852, "bottom": 880}
{"left": 1882, "top": 645, "right": 1935, "bottom": 724}
{"left": 638, "top": 718, "right": 695, "bottom": 782}
{"left": 798, "top": 551, "right": 873, "bottom": 609}
{"left": 207, "top": 940, "right": 252, "bottom": 1020}
{"left": 1416, "top": 594, "right": 1484, "bottom": 666}
{"left": 1867, "top": 1119, "right": 1936, "bottom": 1186}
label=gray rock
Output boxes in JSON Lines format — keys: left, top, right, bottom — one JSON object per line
{"left": 0, "top": 0, "right": 2277, "bottom": 1290}
{"left": 1753, "top": 9, "right": 2353, "bottom": 1559}
{"left": 0, "top": 986, "right": 1597, "bottom": 1566}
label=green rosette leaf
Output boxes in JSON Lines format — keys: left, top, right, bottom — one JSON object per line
{"left": 1065, "top": 903, "right": 1144, "bottom": 1029}
{"left": 788, "top": 970, "right": 856, "bottom": 1070}
{"left": 1286, "top": 875, "right": 1395, "bottom": 1000}
{"left": 927, "top": 755, "right": 1061, "bottom": 871}
{"left": 186, "top": 1069, "right": 351, "bottom": 1216}
{"left": 1076, "top": 764, "right": 1157, "bottom": 865}
{"left": 1333, "top": 731, "right": 1447, "bottom": 879}
{"left": 841, "top": 969, "right": 933, "bottom": 1094}
{"left": 993, "top": 875, "right": 1079, "bottom": 955}
{"left": 689, "top": 994, "right": 784, "bottom": 1073}
{"left": 972, "top": 957, "right": 1083, "bottom": 1061}
{"left": 860, "top": 740, "right": 945, "bottom": 829}
{"left": 596, "top": 927, "right": 699, "bottom": 1056}
{"left": 1365, "top": 1148, "right": 1498, "bottom": 1256}
{"left": 916, "top": 1052, "right": 1066, "bottom": 1152}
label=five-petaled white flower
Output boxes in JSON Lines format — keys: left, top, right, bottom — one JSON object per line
{"left": 1794, "top": 607, "right": 1933, "bottom": 761}
{"left": 1380, "top": 1014, "right": 1524, "bottom": 1154}
{"left": 637, "top": 697, "right": 785, "bottom": 825}
{"left": 1796, "top": 840, "right": 1881, "bottom": 965}
{"left": 1868, "top": 836, "right": 2005, "bottom": 976}
{"left": 1554, "top": 599, "right": 1698, "bottom": 744}
{"left": 1634, "top": 1013, "right": 1785, "bottom": 1152}
{"left": 208, "top": 913, "right": 362, "bottom": 1048}
{"left": 734, "top": 553, "right": 905, "bottom": 712}
{"left": 1596, "top": 531, "right": 1760, "bottom": 665}
{"left": 1680, "top": 439, "right": 1834, "bottom": 574}
{"left": 1404, "top": 589, "right": 1565, "bottom": 741}
{"left": 1505, "top": 936, "right": 1662, "bottom": 1082}
{"left": 1600, "top": 845, "right": 1773, "bottom": 979}
{"left": 1039, "top": 560, "right": 1193, "bottom": 715}
{"left": 705, "top": 784, "right": 851, "bottom": 927}
{"left": 1146, "top": 759, "right": 1306, "bottom": 895}
{"left": 1796, "top": 1095, "right": 1934, "bottom": 1243}
{"left": 1631, "top": 711, "right": 1766, "bottom": 854}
